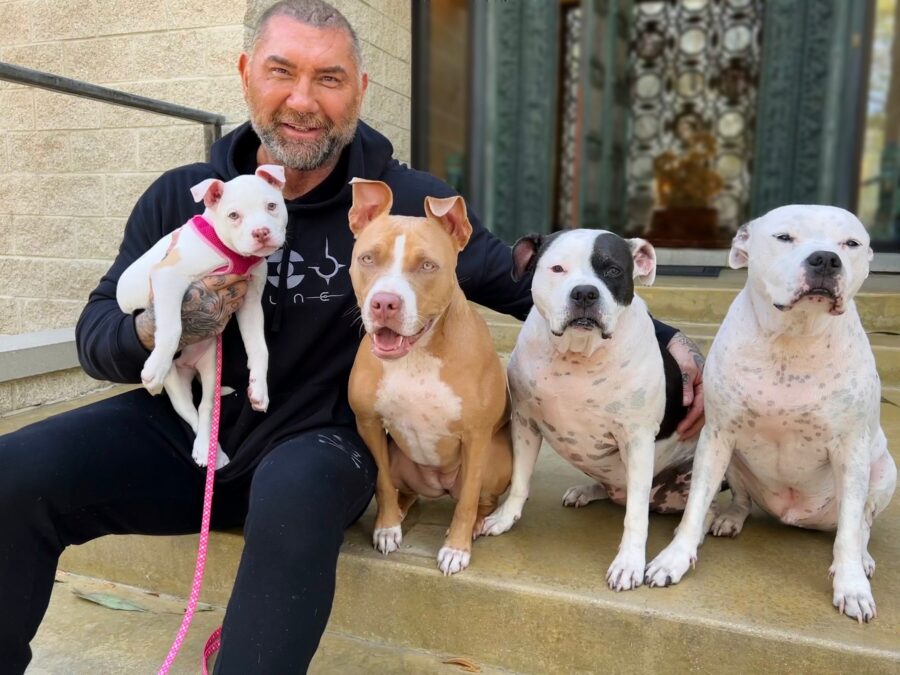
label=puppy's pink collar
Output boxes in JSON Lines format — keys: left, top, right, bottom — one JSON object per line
{"left": 189, "top": 215, "right": 263, "bottom": 275}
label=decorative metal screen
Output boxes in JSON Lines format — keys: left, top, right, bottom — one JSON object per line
{"left": 625, "top": 0, "right": 764, "bottom": 239}
{"left": 556, "top": 4, "right": 582, "bottom": 230}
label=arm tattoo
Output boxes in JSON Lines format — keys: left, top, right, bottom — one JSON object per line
{"left": 672, "top": 332, "right": 706, "bottom": 371}
{"left": 135, "top": 279, "right": 232, "bottom": 350}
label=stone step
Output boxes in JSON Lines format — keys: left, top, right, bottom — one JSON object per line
{"left": 478, "top": 310, "right": 900, "bottom": 389}
{"left": 33, "top": 572, "right": 510, "bottom": 674}
{"left": 636, "top": 270, "right": 900, "bottom": 332}
{"left": 22, "top": 397, "right": 897, "bottom": 674}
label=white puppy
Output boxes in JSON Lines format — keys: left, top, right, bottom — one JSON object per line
{"left": 645, "top": 205, "right": 896, "bottom": 623}
{"left": 117, "top": 166, "right": 288, "bottom": 468}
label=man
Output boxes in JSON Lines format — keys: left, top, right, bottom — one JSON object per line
{"left": 0, "top": 1, "right": 705, "bottom": 672}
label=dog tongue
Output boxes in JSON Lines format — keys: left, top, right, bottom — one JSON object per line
{"left": 374, "top": 327, "right": 404, "bottom": 352}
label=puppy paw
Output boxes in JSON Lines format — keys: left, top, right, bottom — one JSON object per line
{"left": 833, "top": 571, "right": 877, "bottom": 623}
{"left": 192, "top": 437, "right": 225, "bottom": 468}
{"left": 862, "top": 551, "right": 876, "bottom": 579}
{"left": 480, "top": 501, "right": 522, "bottom": 536}
{"left": 373, "top": 525, "right": 402, "bottom": 555}
{"left": 709, "top": 510, "right": 747, "bottom": 537}
{"left": 140, "top": 358, "right": 171, "bottom": 396}
{"left": 606, "top": 549, "right": 645, "bottom": 592}
{"left": 437, "top": 546, "right": 471, "bottom": 576}
{"left": 247, "top": 378, "right": 269, "bottom": 412}
{"left": 645, "top": 541, "right": 696, "bottom": 588}
{"left": 562, "top": 483, "right": 607, "bottom": 508}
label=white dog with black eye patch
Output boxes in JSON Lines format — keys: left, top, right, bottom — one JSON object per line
{"left": 645, "top": 205, "right": 896, "bottom": 623}
{"left": 482, "top": 229, "right": 697, "bottom": 592}
{"left": 116, "top": 166, "right": 288, "bottom": 469}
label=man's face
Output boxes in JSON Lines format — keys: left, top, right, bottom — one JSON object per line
{"left": 239, "top": 15, "right": 368, "bottom": 170}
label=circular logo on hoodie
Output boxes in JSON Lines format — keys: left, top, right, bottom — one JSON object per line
{"left": 267, "top": 249, "right": 304, "bottom": 289}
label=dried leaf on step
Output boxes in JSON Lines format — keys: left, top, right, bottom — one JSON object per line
{"left": 442, "top": 657, "right": 481, "bottom": 673}
{"left": 72, "top": 589, "right": 147, "bottom": 612}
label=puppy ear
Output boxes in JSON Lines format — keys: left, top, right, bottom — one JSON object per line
{"left": 190, "top": 178, "right": 225, "bottom": 208}
{"left": 255, "top": 164, "right": 286, "bottom": 191}
{"left": 511, "top": 234, "right": 543, "bottom": 282}
{"left": 868, "top": 246, "right": 874, "bottom": 263}
{"left": 348, "top": 178, "right": 393, "bottom": 237}
{"left": 729, "top": 222, "right": 752, "bottom": 269}
{"left": 628, "top": 238, "right": 657, "bottom": 286}
{"left": 424, "top": 195, "right": 472, "bottom": 250}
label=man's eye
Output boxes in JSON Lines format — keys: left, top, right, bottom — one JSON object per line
{"left": 774, "top": 233, "right": 794, "bottom": 243}
{"left": 551, "top": 265, "right": 566, "bottom": 273}
{"left": 228, "top": 211, "right": 240, "bottom": 221}
{"left": 845, "top": 239, "right": 861, "bottom": 248}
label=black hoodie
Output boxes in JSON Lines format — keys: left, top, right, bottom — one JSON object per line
{"left": 76, "top": 121, "right": 677, "bottom": 481}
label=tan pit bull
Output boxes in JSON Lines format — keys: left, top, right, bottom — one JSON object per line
{"left": 347, "top": 178, "right": 513, "bottom": 576}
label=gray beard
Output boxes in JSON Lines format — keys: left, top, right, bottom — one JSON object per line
{"left": 251, "top": 117, "right": 358, "bottom": 171}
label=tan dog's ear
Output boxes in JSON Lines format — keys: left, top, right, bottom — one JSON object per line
{"left": 256, "top": 164, "right": 286, "bottom": 191}
{"left": 190, "top": 178, "right": 225, "bottom": 208}
{"left": 511, "top": 234, "right": 543, "bottom": 282}
{"left": 729, "top": 221, "right": 752, "bottom": 269}
{"left": 424, "top": 195, "right": 472, "bottom": 250}
{"left": 348, "top": 178, "right": 393, "bottom": 237}
{"left": 627, "top": 238, "right": 657, "bottom": 286}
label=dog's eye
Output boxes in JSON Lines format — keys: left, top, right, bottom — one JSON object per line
{"left": 774, "top": 233, "right": 793, "bottom": 243}
{"left": 421, "top": 260, "right": 437, "bottom": 272}
{"left": 359, "top": 253, "right": 375, "bottom": 265}
{"left": 227, "top": 211, "right": 240, "bottom": 221}
{"left": 266, "top": 202, "right": 277, "bottom": 212}
{"left": 845, "top": 239, "right": 861, "bottom": 248}
{"left": 550, "top": 265, "right": 566, "bottom": 273}
{"left": 604, "top": 267, "right": 622, "bottom": 278}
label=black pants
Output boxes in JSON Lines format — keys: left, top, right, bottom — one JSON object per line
{"left": 0, "top": 390, "right": 376, "bottom": 674}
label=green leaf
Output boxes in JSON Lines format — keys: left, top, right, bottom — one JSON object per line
{"left": 72, "top": 589, "right": 147, "bottom": 612}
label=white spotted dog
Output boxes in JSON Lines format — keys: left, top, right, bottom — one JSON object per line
{"left": 481, "top": 229, "right": 698, "bottom": 592}
{"left": 117, "top": 166, "right": 288, "bottom": 469}
{"left": 645, "top": 205, "right": 896, "bottom": 623}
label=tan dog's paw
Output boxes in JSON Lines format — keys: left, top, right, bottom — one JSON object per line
{"left": 437, "top": 547, "right": 470, "bottom": 576}
{"left": 373, "top": 525, "right": 402, "bottom": 555}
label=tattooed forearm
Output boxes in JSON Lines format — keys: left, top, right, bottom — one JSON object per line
{"left": 670, "top": 331, "right": 705, "bottom": 371}
{"left": 134, "top": 276, "right": 238, "bottom": 351}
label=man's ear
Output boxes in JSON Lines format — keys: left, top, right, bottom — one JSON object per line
{"left": 348, "top": 178, "right": 393, "bottom": 237}
{"left": 729, "top": 222, "right": 752, "bottom": 269}
{"left": 424, "top": 195, "right": 472, "bottom": 250}
{"left": 628, "top": 238, "right": 657, "bottom": 286}
{"left": 256, "top": 164, "right": 286, "bottom": 191}
{"left": 511, "top": 234, "right": 543, "bottom": 282}
{"left": 190, "top": 178, "right": 225, "bottom": 208}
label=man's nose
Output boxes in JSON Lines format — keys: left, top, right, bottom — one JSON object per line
{"left": 285, "top": 80, "right": 318, "bottom": 112}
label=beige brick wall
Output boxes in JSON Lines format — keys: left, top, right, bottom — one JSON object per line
{"left": 0, "top": 0, "right": 411, "bottom": 412}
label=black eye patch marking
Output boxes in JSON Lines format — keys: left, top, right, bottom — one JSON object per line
{"left": 591, "top": 232, "right": 634, "bottom": 306}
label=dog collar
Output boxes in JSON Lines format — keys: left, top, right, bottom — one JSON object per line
{"left": 189, "top": 215, "right": 263, "bottom": 275}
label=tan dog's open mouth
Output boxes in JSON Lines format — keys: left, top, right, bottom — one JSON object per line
{"left": 371, "top": 320, "right": 434, "bottom": 359}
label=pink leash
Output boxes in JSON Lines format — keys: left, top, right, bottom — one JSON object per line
{"left": 157, "top": 333, "right": 224, "bottom": 675}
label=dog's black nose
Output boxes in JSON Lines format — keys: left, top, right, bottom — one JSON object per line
{"left": 570, "top": 285, "right": 599, "bottom": 308}
{"left": 805, "top": 250, "right": 842, "bottom": 274}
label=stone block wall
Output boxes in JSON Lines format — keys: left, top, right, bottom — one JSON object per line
{"left": 0, "top": 0, "right": 411, "bottom": 413}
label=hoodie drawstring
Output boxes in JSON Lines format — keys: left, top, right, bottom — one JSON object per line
{"left": 271, "top": 227, "right": 294, "bottom": 333}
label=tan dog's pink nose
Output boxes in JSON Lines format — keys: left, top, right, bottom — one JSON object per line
{"left": 370, "top": 292, "right": 402, "bottom": 322}
{"left": 252, "top": 227, "right": 271, "bottom": 243}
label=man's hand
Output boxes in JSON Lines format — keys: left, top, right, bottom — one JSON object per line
{"left": 135, "top": 274, "right": 249, "bottom": 351}
{"left": 666, "top": 331, "right": 705, "bottom": 440}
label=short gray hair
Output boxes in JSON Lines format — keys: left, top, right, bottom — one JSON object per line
{"left": 246, "top": 0, "right": 363, "bottom": 70}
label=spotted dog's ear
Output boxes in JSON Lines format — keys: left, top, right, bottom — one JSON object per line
{"left": 729, "top": 221, "right": 752, "bottom": 269}
{"left": 627, "top": 237, "right": 657, "bottom": 286}
{"left": 511, "top": 234, "right": 543, "bottom": 282}
{"left": 348, "top": 178, "right": 393, "bottom": 237}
